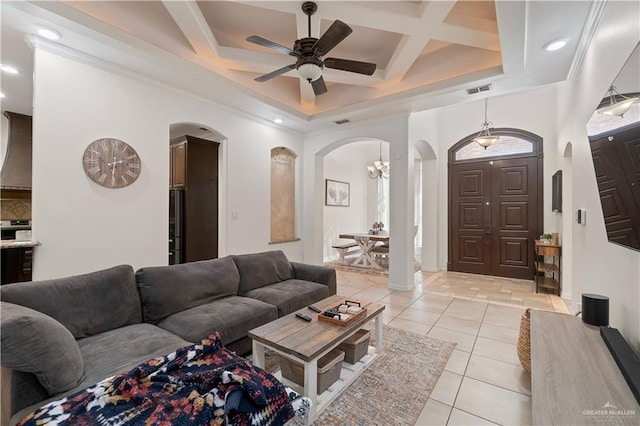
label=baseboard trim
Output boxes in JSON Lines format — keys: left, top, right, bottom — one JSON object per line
{"left": 388, "top": 282, "right": 413, "bottom": 291}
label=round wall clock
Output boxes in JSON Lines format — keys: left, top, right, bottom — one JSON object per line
{"left": 82, "top": 138, "right": 142, "bottom": 188}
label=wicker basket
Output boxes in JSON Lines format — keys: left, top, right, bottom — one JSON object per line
{"left": 337, "top": 329, "right": 370, "bottom": 364}
{"left": 517, "top": 308, "right": 531, "bottom": 376}
{"left": 279, "top": 349, "right": 345, "bottom": 394}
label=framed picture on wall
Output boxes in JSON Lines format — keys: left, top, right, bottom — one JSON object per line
{"left": 325, "top": 179, "right": 350, "bottom": 207}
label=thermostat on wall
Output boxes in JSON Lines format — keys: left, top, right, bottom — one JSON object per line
{"left": 576, "top": 209, "right": 587, "bottom": 225}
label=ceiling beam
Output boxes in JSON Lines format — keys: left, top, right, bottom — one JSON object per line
{"left": 432, "top": 23, "right": 501, "bottom": 52}
{"left": 384, "top": 1, "right": 456, "bottom": 81}
{"left": 161, "top": 0, "right": 220, "bottom": 59}
{"left": 237, "top": 0, "right": 423, "bottom": 35}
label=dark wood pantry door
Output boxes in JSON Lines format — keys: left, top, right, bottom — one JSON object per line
{"left": 448, "top": 131, "right": 543, "bottom": 280}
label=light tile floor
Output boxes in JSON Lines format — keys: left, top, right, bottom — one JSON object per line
{"left": 335, "top": 268, "right": 571, "bottom": 425}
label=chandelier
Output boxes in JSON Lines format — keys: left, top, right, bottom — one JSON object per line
{"left": 598, "top": 85, "right": 639, "bottom": 118}
{"left": 368, "top": 142, "right": 389, "bottom": 179}
{"left": 474, "top": 97, "right": 500, "bottom": 149}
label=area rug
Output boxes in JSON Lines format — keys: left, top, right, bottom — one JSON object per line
{"left": 264, "top": 325, "right": 455, "bottom": 425}
{"left": 324, "top": 259, "right": 422, "bottom": 276}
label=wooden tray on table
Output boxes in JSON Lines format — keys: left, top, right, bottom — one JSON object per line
{"left": 318, "top": 300, "right": 367, "bottom": 326}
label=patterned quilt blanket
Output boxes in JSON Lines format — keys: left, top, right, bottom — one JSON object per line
{"left": 18, "top": 333, "right": 307, "bottom": 426}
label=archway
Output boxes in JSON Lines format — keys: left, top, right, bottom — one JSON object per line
{"left": 448, "top": 128, "right": 543, "bottom": 279}
{"left": 561, "top": 142, "right": 573, "bottom": 301}
{"left": 321, "top": 139, "right": 390, "bottom": 262}
{"left": 168, "top": 122, "right": 225, "bottom": 263}
{"left": 414, "top": 139, "right": 438, "bottom": 271}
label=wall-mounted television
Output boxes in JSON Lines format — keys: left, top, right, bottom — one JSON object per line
{"left": 552, "top": 170, "right": 562, "bottom": 212}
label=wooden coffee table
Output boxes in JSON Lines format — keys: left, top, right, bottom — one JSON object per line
{"left": 249, "top": 295, "right": 385, "bottom": 422}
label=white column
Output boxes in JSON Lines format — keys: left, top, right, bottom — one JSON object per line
{"left": 388, "top": 123, "right": 415, "bottom": 291}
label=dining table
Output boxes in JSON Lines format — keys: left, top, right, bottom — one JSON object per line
{"left": 339, "top": 232, "right": 389, "bottom": 269}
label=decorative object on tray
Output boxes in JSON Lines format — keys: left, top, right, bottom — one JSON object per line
{"left": 318, "top": 300, "right": 367, "bottom": 326}
{"left": 17, "top": 333, "right": 307, "bottom": 426}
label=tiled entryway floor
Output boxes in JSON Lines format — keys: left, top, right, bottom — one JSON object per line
{"left": 336, "top": 269, "right": 571, "bottom": 425}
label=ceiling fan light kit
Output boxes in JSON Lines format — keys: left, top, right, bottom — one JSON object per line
{"left": 246, "top": 1, "right": 376, "bottom": 96}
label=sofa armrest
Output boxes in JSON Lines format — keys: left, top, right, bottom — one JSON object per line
{"left": 290, "top": 262, "right": 337, "bottom": 295}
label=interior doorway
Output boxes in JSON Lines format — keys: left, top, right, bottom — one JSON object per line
{"left": 169, "top": 123, "right": 222, "bottom": 264}
{"left": 448, "top": 129, "right": 543, "bottom": 280}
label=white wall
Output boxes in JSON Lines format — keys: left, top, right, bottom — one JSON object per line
{"left": 322, "top": 141, "right": 385, "bottom": 261}
{"left": 31, "top": 49, "right": 304, "bottom": 279}
{"left": 555, "top": 1, "right": 640, "bottom": 350}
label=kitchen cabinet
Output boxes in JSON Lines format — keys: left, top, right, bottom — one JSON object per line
{"left": 534, "top": 241, "right": 560, "bottom": 295}
{"left": 1, "top": 247, "right": 33, "bottom": 284}
{"left": 170, "top": 142, "right": 186, "bottom": 188}
{"left": 169, "top": 135, "right": 219, "bottom": 262}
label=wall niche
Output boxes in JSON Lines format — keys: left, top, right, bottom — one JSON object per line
{"left": 270, "top": 147, "right": 298, "bottom": 243}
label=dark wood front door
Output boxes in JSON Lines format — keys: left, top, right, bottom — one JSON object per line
{"left": 589, "top": 123, "right": 640, "bottom": 250}
{"left": 448, "top": 129, "right": 543, "bottom": 280}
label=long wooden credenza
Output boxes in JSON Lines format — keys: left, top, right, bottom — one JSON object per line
{"left": 530, "top": 310, "right": 639, "bottom": 425}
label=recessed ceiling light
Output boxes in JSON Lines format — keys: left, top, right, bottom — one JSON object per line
{"left": 0, "top": 93, "right": 5, "bottom": 98}
{"left": 273, "top": 118, "right": 283, "bottom": 124}
{"left": 37, "top": 28, "right": 61, "bottom": 40}
{"left": 1, "top": 65, "right": 19, "bottom": 74}
{"left": 544, "top": 39, "right": 567, "bottom": 52}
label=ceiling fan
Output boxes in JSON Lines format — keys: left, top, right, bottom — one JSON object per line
{"left": 246, "top": 1, "right": 377, "bottom": 96}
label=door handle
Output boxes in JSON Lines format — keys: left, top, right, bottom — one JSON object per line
{"left": 486, "top": 225, "right": 491, "bottom": 234}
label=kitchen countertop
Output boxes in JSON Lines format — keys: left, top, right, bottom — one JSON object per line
{"left": 0, "top": 240, "right": 41, "bottom": 249}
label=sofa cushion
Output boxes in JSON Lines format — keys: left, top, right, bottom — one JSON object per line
{"left": 76, "top": 323, "right": 191, "bottom": 387}
{"left": 136, "top": 256, "right": 240, "bottom": 323}
{"left": 9, "top": 323, "right": 191, "bottom": 426}
{"left": 0, "top": 265, "right": 141, "bottom": 339}
{"left": 0, "top": 302, "right": 83, "bottom": 396}
{"left": 157, "top": 296, "right": 278, "bottom": 345}
{"left": 232, "top": 250, "right": 294, "bottom": 296}
{"left": 244, "top": 279, "right": 331, "bottom": 316}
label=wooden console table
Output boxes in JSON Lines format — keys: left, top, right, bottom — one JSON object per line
{"left": 534, "top": 240, "right": 560, "bottom": 295}
{"left": 530, "top": 310, "right": 639, "bottom": 425}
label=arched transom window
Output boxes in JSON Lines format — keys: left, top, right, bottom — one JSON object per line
{"left": 455, "top": 134, "right": 534, "bottom": 161}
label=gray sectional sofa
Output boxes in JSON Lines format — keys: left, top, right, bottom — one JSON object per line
{"left": 0, "top": 250, "right": 336, "bottom": 425}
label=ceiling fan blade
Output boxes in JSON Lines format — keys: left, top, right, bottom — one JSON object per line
{"left": 255, "top": 64, "right": 296, "bottom": 82}
{"left": 324, "top": 58, "right": 376, "bottom": 76}
{"left": 311, "top": 76, "right": 328, "bottom": 96}
{"left": 247, "top": 35, "right": 297, "bottom": 57}
{"left": 313, "top": 20, "right": 352, "bottom": 56}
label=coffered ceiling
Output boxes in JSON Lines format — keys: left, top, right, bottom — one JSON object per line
{"left": 1, "top": 1, "right": 597, "bottom": 133}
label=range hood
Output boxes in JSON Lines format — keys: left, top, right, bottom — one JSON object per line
{"left": 1, "top": 111, "right": 32, "bottom": 190}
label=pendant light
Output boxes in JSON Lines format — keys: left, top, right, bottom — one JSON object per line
{"left": 474, "top": 98, "right": 500, "bottom": 149}
{"left": 598, "top": 85, "right": 639, "bottom": 118}
{"left": 367, "top": 142, "right": 389, "bottom": 179}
